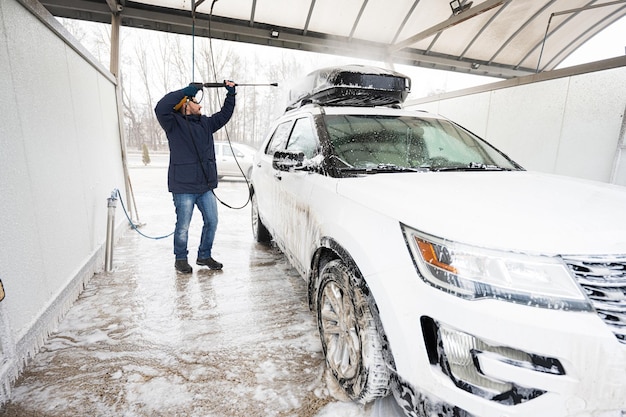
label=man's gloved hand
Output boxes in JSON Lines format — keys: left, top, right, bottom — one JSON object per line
{"left": 225, "top": 80, "right": 236, "bottom": 95}
{"left": 182, "top": 83, "right": 200, "bottom": 98}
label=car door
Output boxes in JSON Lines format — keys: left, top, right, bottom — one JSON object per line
{"left": 274, "top": 116, "right": 320, "bottom": 275}
{"left": 253, "top": 119, "right": 295, "bottom": 239}
{"left": 216, "top": 143, "right": 235, "bottom": 177}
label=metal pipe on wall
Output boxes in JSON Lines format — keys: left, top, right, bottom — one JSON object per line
{"left": 105, "top": 191, "right": 118, "bottom": 272}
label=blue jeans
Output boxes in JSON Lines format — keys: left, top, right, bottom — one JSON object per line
{"left": 172, "top": 191, "right": 218, "bottom": 260}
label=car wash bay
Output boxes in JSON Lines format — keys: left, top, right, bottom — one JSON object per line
{"left": 2, "top": 0, "right": 626, "bottom": 414}
{"left": 1, "top": 161, "right": 390, "bottom": 417}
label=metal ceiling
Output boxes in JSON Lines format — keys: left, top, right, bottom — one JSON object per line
{"left": 41, "top": 0, "right": 626, "bottom": 79}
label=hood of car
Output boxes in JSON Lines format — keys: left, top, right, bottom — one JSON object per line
{"left": 336, "top": 171, "right": 626, "bottom": 256}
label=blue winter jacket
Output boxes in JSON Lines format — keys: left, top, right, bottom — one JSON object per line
{"left": 154, "top": 89, "right": 235, "bottom": 193}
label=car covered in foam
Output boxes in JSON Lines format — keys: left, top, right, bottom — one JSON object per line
{"left": 249, "top": 65, "right": 626, "bottom": 417}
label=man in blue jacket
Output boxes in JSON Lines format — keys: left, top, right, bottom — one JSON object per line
{"left": 155, "top": 81, "right": 236, "bottom": 273}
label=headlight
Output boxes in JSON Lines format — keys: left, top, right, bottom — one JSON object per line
{"left": 402, "top": 225, "right": 591, "bottom": 311}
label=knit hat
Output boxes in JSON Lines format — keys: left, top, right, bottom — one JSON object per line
{"left": 173, "top": 96, "right": 189, "bottom": 111}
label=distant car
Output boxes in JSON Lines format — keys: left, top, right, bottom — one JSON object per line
{"left": 214, "top": 141, "right": 256, "bottom": 178}
{"left": 249, "top": 65, "right": 626, "bottom": 417}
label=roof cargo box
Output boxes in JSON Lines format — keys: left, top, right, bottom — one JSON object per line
{"left": 287, "top": 65, "right": 411, "bottom": 109}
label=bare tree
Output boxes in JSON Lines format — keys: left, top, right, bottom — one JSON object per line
{"left": 133, "top": 37, "right": 166, "bottom": 150}
{"left": 60, "top": 18, "right": 111, "bottom": 66}
{"left": 167, "top": 34, "right": 191, "bottom": 89}
{"left": 120, "top": 73, "right": 142, "bottom": 149}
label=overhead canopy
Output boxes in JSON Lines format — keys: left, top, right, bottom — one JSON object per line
{"left": 42, "top": 0, "right": 626, "bottom": 78}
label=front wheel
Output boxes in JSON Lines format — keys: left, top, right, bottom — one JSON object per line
{"left": 317, "top": 259, "right": 391, "bottom": 403}
{"left": 251, "top": 191, "right": 271, "bottom": 243}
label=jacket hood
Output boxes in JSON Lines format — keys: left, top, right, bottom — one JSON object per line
{"left": 336, "top": 171, "right": 626, "bottom": 256}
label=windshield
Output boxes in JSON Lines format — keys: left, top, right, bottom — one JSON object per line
{"left": 324, "top": 114, "right": 521, "bottom": 171}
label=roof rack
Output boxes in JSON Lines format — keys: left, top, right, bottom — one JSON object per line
{"left": 287, "top": 65, "right": 411, "bottom": 110}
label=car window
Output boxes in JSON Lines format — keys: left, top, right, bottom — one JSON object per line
{"left": 286, "top": 117, "right": 318, "bottom": 159}
{"left": 325, "top": 115, "right": 427, "bottom": 168}
{"left": 324, "top": 114, "right": 518, "bottom": 170}
{"left": 421, "top": 119, "right": 484, "bottom": 162}
{"left": 230, "top": 146, "right": 245, "bottom": 158}
{"left": 223, "top": 146, "right": 237, "bottom": 157}
{"left": 266, "top": 121, "right": 293, "bottom": 155}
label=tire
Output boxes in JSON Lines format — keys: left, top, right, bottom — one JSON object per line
{"left": 317, "top": 259, "right": 391, "bottom": 403}
{"left": 251, "top": 191, "right": 272, "bottom": 243}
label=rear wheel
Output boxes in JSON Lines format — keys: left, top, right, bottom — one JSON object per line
{"left": 251, "top": 192, "right": 271, "bottom": 243}
{"left": 317, "top": 259, "right": 390, "bottom": 403}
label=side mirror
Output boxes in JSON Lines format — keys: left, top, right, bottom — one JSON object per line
{"left": 273, "top": 150, "right": 305, "bottom": 171}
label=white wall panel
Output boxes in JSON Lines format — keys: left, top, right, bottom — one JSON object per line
{"left": 556, "top": 68, "right": 626, "bottom": 182}
{"left": 486, "top": 79, "right": 570, "bottom": 172}
{"left": 435, "top": 92, "right": 492, "bottom": 138}
{"left": 0, "top": 0, "right": 126, "bottom": 402}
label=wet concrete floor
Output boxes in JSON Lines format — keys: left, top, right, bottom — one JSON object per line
{"left": 0, "top": 163, "right": 382, "bottom": 417}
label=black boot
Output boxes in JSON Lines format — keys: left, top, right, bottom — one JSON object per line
{"left": 196, "top": 257, "right": 223, "bottom": 270}
{"left": 175, "top": 259, "right": 193, "bottom": 273}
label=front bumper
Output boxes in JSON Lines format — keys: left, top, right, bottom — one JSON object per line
{"left": 367, "top": 264, "right": 626, "bottom": 417}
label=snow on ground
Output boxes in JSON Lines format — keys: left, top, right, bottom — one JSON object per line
{"left": 0, "top": 159, "right": 403, "bottom": 417}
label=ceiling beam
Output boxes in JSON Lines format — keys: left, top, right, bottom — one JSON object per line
{"left": 249, "top": 0, "right": 256, "bottom": 26}
{"left": 392, "top": 0, "right": 422, "bottom": 44}
{"left": 303, "top": 0, "right": 316, "bottom": 35}
{"left": 41, "top": 0, "right": 532, "bottom": 78}
{"left": 389, "top": 0, "right": 509, "bottom": 52}
{"left": 349, "top": 0, "right": 369, "bottom": 39}
{"left": 105, "top": 0, "right": 121, "bottom": 14}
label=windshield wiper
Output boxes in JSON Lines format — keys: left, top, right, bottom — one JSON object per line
{"left": 429, "top": 162, "right": 511, "bottom": 172}
{"left": 338, "top": 163, "right": 425, "bottom": 174}
{"left": 372, "top": 163, "right": 423, "bottom": 172}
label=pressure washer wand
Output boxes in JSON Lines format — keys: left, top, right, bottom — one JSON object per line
{"left": 196, "top": 82, "right": 278, "bottom": 88}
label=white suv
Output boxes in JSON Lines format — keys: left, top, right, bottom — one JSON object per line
{"left": 249, "top": 65, "right": 626, "bottom": 417}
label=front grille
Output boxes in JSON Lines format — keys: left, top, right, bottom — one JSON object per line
{"left": 564, "top": 256, "right": 626, "bottom": 344}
